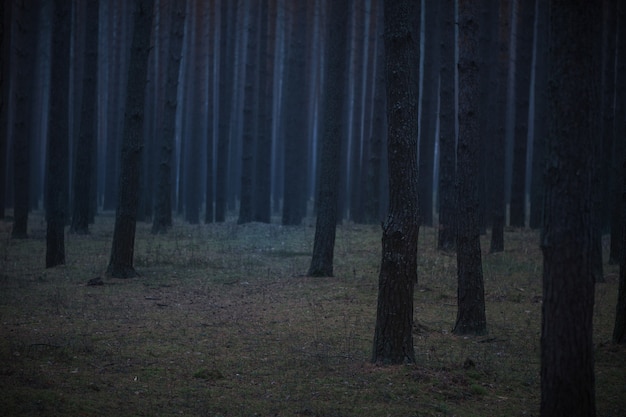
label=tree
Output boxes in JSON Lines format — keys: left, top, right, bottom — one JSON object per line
{"left": 371, "top": 0, "right": 419, "bottom": 365}
{"left": 614, "top": 156, "right": 626, "bottom": 344}
{"left": 152, "top": 0, "right": 186, "bottom": 234}
{"left": 540, "top": 1, "right": 599, "bottom": 415}
{"left": 307, "top": 0, "right": 348, "bottom": 277}
{"left": 107, "top": 0, "right": 154, "bottom": 278}
{"left": 45, "top": 0, "right": 71, "bottom": 267}
{"left": 437, "top": 0, "right": 456, "bottom": 252}
{"left": 70, "top": 0, "right": 99, "bottom": 235}
{"left": 10, "top": 0, "right": 39, "bottom": 239}
{"left": 453, "top": 0, "right": 487, "bottom": 336}
{"left": 0, "top": 0, "right": 9, "bottom": 220}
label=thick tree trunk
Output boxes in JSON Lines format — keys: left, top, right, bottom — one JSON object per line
{"left": 454, "top": 0, "right": 487, "bottom": 336}
{"left": 371, "top": 0, "right": 419, "bottom": 366}
{"left": 614, "top": 157, "right": 626, "bottom": 343}
{"left": 107, "top": 0, "right": 154, "bottom": 278}
{"left": 71, "top": 0, "right": 99, "bottom": 235}
{"left": 540, "top": 1, "right": 599, "bottom": 415}
{"left": 307, "top": 0, "right": 348, "bottom": 278}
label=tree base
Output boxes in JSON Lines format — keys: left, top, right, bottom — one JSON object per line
{"left": 106, "top": 265, "right": 140, "bottom": 279}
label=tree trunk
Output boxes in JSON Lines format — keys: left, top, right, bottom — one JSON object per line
{"left": 614, "top": 156, "right": 626, "bottom": 343}
{"left": 0, "top": 0, "right": 10, "bottom": 220}
{"left": 371, "top": 0, "right": 419, "bottom": 366}
{"left": 107, "top": 0, "right": 154, "bottom": 278}
{"left": 488, "top": 0, "right": 512, "bottom": 252}
{"left": 152, "top": 0, "right": 186, "bottom": 234}
{"left": 71, "top": 0, "right": 99, "bottom": 235}
{"left": 45, "top": 0, "right": 71, "bottom": 268}
{"left": 307, "top": 0, "right": 348, "bottom": 278}
{"left": 437, "top": 0, "right": 456, "bottom": 252}
{"left": 453, "top": 0, "right": 487, "bottom": 336}
{"left": 540, "top": 1, "right": 599, "bottom": 415}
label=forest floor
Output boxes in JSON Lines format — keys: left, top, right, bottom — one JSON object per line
{"left": 0, "top": 211, "right": 624, "bottom": 417}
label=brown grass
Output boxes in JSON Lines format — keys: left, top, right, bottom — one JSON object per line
{"left": 0, "top": 212, "right": 624, "bottom": 416}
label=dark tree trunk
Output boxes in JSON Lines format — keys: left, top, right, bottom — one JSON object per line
{"left": 252, "top": 0, "right": 274, "bottom": 224}
{"left": 418, "top": 0, "right": 439, "bottom": 228}
{"left": 281, "top": 1, "right": 308, "bottom": 226}
{"left": 215, "top": 0, "right": 236, "bottom": 223}
{"left": 488, "top": 0, "right": 512, "bottom": 252}
{"left": 107, "top": 0, "right": 154, "bottom": 278}
{"left": 307, "top": 0, "right": 348, "bottom": 278}
{"left": 540, "top": 1, "right": 599, "bottom": 415}
{"left": 45, "top": 0, "right": 71, "bottom": 268}
{"left": 529, "top": 0, "right": 549, "bottom": 230}
{"left": 71, "top": 0, "right": 99, "bottom": 235}
{"left": 238, "top": 0, "right": 260, "bottom": 225}
{"left": 153, "top": 0, "right": 185, "bottom": 234}
{"left": 453, "top": 0, "right": 487, "bottom": 336}
{"left": 610, "top": 1, "right": 625, "bottom": 264}
{"left": 371, "top": 0, "right": 419, "bottom": 366}
{"left": 11, "top": 0, "right": 39, "bottom": 239}
{"left": 437, "top": 0, "right": 456, "bottom": 252}
{"left": 614, "top": 156, "right": 626, "bottom": 344}
{"left": 0, "top": 0, "right": 10, "bottom": 220}
{"left": 509, "top": 0, "right": 535, "bottom": 228}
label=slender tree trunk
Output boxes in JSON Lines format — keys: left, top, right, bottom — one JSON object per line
{"left": 11, "top": 0, "right": 39, "bottom": 239}
{"left": 152, "top": 0, "right": 186, "bottom": 234}
{"left": 71, "top": 0, "right": 99, "bottom": 235}
{"left": 437, "top": 0, "right": 456, "bottom": 252}
{"left": 488, "top": 0, "right": 512, "bottom": 252}
{"left": 107, "top": 0, "right": 154, "bottom": 278}
{"left": 371, "top": 0, "right": 419, "bottom": 366}
{"left": 614, "top": 156, "right": 626, "bottom": 343}
{"left": 45, "top": 0, "right": 71, "bottom": 268}
{"left": 454, "top": 0, "right": 487, "bottom": 336}
{"left": 540, "top": 1, "right": 599, "bottom": 415}
{"left": 0, "top": 0, "right": 10, "bottom": 220}
{"left": 307, "top": 0, "right": 348, "bottom": 277}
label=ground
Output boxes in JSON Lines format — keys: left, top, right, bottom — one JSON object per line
{"left": 0, "top": 212, "right": 624, "bottom": 416}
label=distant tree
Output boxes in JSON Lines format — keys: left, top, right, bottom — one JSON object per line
{"left": 153, "top": 0, "right": 186, "bottom": 234}
{"left": 307, "top": 0, "right": 348, "bottom": 277}
{"left": 239, "top": 0, "right": 260, "bottom": 225}
{"left": 107, "top": 0, "right": 154, "bottom": 278}
{"left": 45, "top": 0, "right": 71, "bottom": 268}
{"left": 540, "top": 1, "right": 599, "bottom": 415}
{"left": 509, "top": 0, "right": 535, "bottom": 228}
{"left": 437, "top": 0, "right": 456, "bottom": 252}
{"left": 70, "top": 0, "right": 99, "bottom": 235}
{"left": 453, "top": 0, "right": 487, "bottom": 336}
{"left": 281, "top": 0, "right": 309, "bottom": 226}
{"left": 10, "top": 0, "right": 39, "bottom": 239}
{"left": 0, "top": 0, "right": 9, "bottom": 220}
{"left": 529, "top": 0, "right": 548, "bottom": 230}
{"left": 371, "top": 0, "right": 419, "bottom": 365}
{"left": 488, "top": 0, "right": 512, "bottom": 252}
{"left": 418, "top": 0, "right": 440, "bottom": 228}
{"left": 614, "top": 156, "right": 626, "bottom": 344}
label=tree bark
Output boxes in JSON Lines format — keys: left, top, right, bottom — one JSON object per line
{"left": 107, "top": 0, "right": 154, "bottom": 278}
{"left": 307, "top": 0, "right": 348, "bottom": 278}
{"left": 71, "top": 0, "right": 99, "bottom": 235}
{"left": 371, "top": 0, "right": 419, "bottom": 366}
{"left": 453, "top": 0, "right": 487, "bottom": 336}
{"left": 540, "top": 1, "right": 599, "bottom": 415}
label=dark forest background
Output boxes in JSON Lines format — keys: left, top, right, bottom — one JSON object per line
{"left": 0, "top": 0, "right": 623, "bottom": 263}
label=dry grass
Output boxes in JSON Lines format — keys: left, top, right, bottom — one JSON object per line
{"left": 0, "top": 212, "right": 624, "bottom": 416}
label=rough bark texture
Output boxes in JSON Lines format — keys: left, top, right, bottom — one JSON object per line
{"left": 371, "top": 0, "right": 419, "bottom": 366}
{"left": 152, "top": 0, "right": 185, "bottom": 234}
{"left": 71, "top": 0, "right": 99, "bottom": 235}
{"left": 437, "top": 0, "right": 456, "bottom": 252}
{"left": 45, "top": 0, "right": 71, "bottom": 267}
{"left": 453, "top": 0, "right": 487, "bottom": 336}
{"left": 107, "top": 0, "right": 154, "bottom": 278}
{"left": 307, "top": 0, "right": 348, "bottom": 278}
{"left": 540, "top": 1, "right": 599, "bottom": 415}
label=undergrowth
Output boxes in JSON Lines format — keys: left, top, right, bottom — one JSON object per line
{"left": 0, "top": 211, "right": 623, "bottom": 416}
